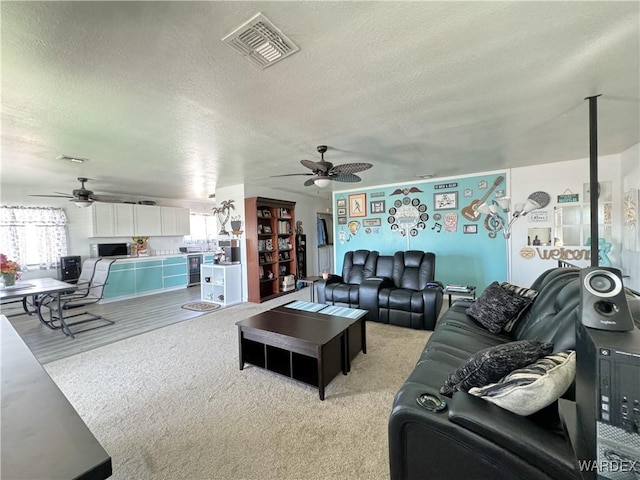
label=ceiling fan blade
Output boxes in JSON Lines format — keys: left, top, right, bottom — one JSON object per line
{"left": 91, "top": 194, "right": 122, "bottom": 203}
{"left": 301, "top": 159, "right": 333, "bottom": 172}
{"left": 270, "top": 173, "right": 314, "bottom": 178}
{"left": 29, "top": 194, "right": 74, "bottom": 199}
{"left": 330, "top": 163, "right": 373, "bottom": 175}
{"left": 332, "top": 173, "right": 361, "bottom": 183}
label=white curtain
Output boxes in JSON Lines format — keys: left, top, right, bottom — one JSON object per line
{"left": 0, "top": 206, "right": 68, "bottom": 270}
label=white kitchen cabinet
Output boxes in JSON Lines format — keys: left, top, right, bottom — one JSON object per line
{"left": 160, "top": 206, "right": 191, "bottom": 236}
{"left": 201, "top": 264, "right": 242, "bottom": 307}
{"left": 114, "top": 204, "right": 135, "bottom": 236}
{"left": 176, "top": 207, "right": 191, "bottom": 235}
{"left": 134, "top": 204, "right": 162, "bottom": 236}
{"left": 92, "top": 203, "right": 134, "bottom": 237}
{"left": 92, "top": 203, "right": 186, "bottom": 237}
{"left": 92, "top": 203, "right": 115, "bottom": 236}
{"left": 161, "top": 207, "right": 177, "bottom": 235}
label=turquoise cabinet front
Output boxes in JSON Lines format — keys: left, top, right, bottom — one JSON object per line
{"left": 163, "top": 264, "right": 186, "bottom": 277}
{"left": 136, "top": 263, "right": 164, "bottom": 292}
{"left": 162, "top": 256, "right": 187, "bottom": 288}
{"left": 103, "top": 269, "right": 136, "bottom": 298}
{"left": 164, "top": 274, "right": 188, "bottom": 288}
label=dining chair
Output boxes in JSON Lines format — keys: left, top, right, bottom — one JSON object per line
{"left": 38, "top": 258, "right": 116, "bottom": 337}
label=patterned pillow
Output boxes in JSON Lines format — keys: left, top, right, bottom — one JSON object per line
{"left": 500, "top": 282, "right": 539, "bottom": 332}
{"left": 440, "top": 340, "right": 554, "bottom": 397}
{"left": 468, "top": 350, "right": 575, "bottom": 416}
{"left": 465, "top": 282, "right": 533, "bottom": 333}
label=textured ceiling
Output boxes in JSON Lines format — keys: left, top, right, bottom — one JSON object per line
{"left": 1, "top": 1, "right": 638, "bottom": 203}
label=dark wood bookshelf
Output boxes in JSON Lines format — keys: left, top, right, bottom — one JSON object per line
{"left": 245, "top": 197, "right": 297, "bottom": 303}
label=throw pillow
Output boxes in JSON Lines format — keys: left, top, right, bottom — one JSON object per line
{"left": 439, "top": 340, "right": 553, "bottom": 397}
{"left": 468, "top": 350, "right": 575, "bottom": 416}
{"left": 500, "top": 282, "right": 539, "bottom": 332}
{"left": 465, "top": 282, "right": 533, "bottom": 334}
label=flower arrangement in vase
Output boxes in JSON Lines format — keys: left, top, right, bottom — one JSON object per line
{"left": 0, "top": 253, "right": 20, "bottom": 287}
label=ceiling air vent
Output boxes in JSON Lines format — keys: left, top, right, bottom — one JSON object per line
{"left": 222, "top": 13, "right": 299, "bottom": 69}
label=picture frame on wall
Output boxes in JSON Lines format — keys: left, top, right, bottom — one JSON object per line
{"left": 338, "top": 216, "right": 347, "bottom": 225}
{"left": 363, "top": 218, "right": 382, "bottom": 227}
{"left": 336, "top": 198, "right": 347, "bottom": 208}
{"left": 370, "top": 200, "right": 385, "bottom": 214}
{"left": 463, "top": 224, "right": 478, "bottom": 234}
{"left": 337, "top": 207, "right": 346, "bottom": 216}
{"left": 433, "top": 191, "right": 458, "bottom": 210}
{"left": 349, "top": 193, "right": 367, "bottom": 217}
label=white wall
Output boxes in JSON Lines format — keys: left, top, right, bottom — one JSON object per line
{"left": 510, "top": 153, "right": 624, "bottom": 287}
{"left": 213, "top": 184, "right": 247, "bottom": 301}
{"left": 620, "top": 143, "right": 640, "bottom": 291}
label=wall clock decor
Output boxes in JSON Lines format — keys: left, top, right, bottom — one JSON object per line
{"left": 387, "top": 196, "right": 428, "bottom": 236}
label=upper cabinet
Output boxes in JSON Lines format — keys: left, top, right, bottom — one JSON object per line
{"left": 92, "top": 203, "right": 134, "bottom": 237}
{"left": 134, "top": 205, "right": 162, "bottom": 236}
{"left": 92, "top": 204, "right": 190, "bottom": 237}
{"left": 161, "top": 206, "right": 191, "bottom": 236}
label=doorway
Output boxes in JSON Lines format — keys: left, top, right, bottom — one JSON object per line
{"left": 317, "top": 212, "right": 334, "bottom": 274}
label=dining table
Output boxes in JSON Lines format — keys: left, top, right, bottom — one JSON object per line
{"left": 0, "top": 277, "right": 78, "bottom": 337}
{"left": 1, "top": 314, "right": 113, "bottom": 479}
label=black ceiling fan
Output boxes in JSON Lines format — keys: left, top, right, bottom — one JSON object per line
{"left": 272, "top": 145, "right": 373, "bottom": 187}
{"left": 29, "top": 177, "right": 121, "bottom": 207}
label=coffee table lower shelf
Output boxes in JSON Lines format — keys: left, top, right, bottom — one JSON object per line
{"left": 238, "top": 328, "right": 344, "bottom": 401}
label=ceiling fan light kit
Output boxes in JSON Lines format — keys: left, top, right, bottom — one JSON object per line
{"left": 272, "top": 145, "right": 373, "bottom": 187}
{"left": 314, "top": 178, "right": 332, "bottom": 188}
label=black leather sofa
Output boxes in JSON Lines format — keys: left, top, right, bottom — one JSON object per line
{"left": 317, "top": 250, "right": 443, "bottom": 330}
{"left": 389, "top": 267, "right": 582, "bottom": 480}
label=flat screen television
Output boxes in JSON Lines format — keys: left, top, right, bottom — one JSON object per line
{"left": 97, "top": 243, "right": 128, "bottom": 257}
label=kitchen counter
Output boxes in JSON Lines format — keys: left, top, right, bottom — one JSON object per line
{"left": 99, "top": 253, "right": 224, "bottom": 302}
{"left": 99, "top": 253, "right": 218, "bottom": 262}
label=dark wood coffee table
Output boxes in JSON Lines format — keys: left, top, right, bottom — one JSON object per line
{"left": 236, "top": 303, "right": 367, "bottom": 400}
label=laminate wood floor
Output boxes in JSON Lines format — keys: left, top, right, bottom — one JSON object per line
{"left": 3, "top": 286, "right": 207, "bottom": 364}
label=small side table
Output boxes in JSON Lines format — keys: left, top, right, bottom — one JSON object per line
{"left": 297, "top": 276, "right": 324, "bottom": 302}
{"left": 443, "top": 285, "right": 477, "bottom": 307}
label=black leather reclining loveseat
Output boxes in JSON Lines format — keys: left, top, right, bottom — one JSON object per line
{"left": 388, "top": 267, "right": 582, "bottom": 480}
{"left": 317, "top": 250, "right": 443, "bottom": 330}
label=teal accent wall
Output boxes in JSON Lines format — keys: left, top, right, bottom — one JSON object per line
{"left": 333, "top": 173, "right": 507, "bottom": 292}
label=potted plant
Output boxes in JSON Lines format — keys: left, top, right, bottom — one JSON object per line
{"left": 0, "top": 253, "right": 20, "bottom": 287}
{"left": 230, "top": 215, "right": 243, "bottom": 233}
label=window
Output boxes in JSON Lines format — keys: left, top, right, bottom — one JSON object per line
{"left": 185, "top": 213, "right": 217, "bottom": 243}
{"left": 0, "top": 206, "right": 68, "bottom": 270}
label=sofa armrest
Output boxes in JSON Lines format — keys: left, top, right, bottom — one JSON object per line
{"left": 420, "top": 286, "right": 443, "bottom": 330}
{"left": 316, "top": 275, "right": 343, "bottom": 304}
{"left": 359, "top": 276, "right": 394, "bottom": 322}
{"left": 448, "top": 392, "right": 578, "bottom": 479}
{"left": 426, "top": 281, "right": 444, "bottom": 289}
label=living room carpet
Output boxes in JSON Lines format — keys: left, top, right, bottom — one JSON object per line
{"left": 44, "top": 291, "right": 432, "bottom": 480}
{"left": 182, "top": 301, "right": 222, "bottom": 312}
